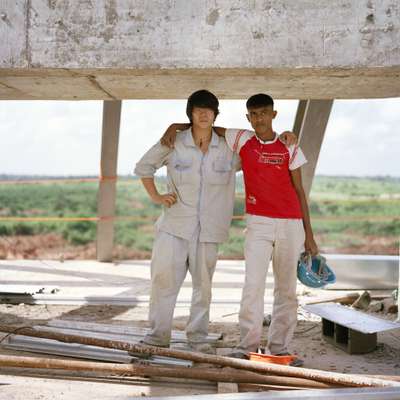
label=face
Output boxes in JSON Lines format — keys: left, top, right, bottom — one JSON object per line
{"left": 246, "top": 106, "right": 277, "bottom": 134}
{"left": 191, "top": 107, "right": 215, "bottom": 129}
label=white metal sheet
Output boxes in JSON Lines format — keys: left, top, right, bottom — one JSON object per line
{"left": 303, "top": 303, "right": 400, "bottom": 334}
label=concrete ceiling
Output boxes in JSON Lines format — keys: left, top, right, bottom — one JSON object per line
{"left": 1, "top": 0, "right": 399, "bottom": 100}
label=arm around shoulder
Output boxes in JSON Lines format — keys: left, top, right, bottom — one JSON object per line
{"left": 160, "top": 123, "right": 190, "bottom": 148}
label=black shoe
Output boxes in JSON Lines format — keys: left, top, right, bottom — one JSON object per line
{"left": 274, "top": 352, "right": 304, "bottom": 367}
{"left": 227, "top": 351, "right": 249, "bottom": 359}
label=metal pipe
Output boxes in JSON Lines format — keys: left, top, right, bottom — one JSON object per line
{"left": 0, "top": 355, "right": 335, "bottom": 389}
{"left": 0, "top": 324, "right": 399, "bottom": 388}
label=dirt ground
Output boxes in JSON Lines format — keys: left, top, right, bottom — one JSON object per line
{"left": 1, "top": 300, "right": 400, "bottom": 398}
{"left": 0, "top": 259, "right": 399, "bottom": 399}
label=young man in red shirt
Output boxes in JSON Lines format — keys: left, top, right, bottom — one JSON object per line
{"left": 224, "top": 94, "right": 318, "bottom": 365}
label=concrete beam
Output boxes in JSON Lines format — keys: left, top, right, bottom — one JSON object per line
{"left": 96, "top": 100, "right": 121, "bottom": 262}
{"left": 0, "top": 0, "right": 399, "bottom": 100}
{"left": 0, "top": 68, "right": 399, "bottom": 100}
{"left": 296, "top": 100, "right": 334, "bottom": 196}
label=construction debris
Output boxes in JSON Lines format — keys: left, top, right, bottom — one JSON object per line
{"left": 305, "top": 292, "right": 360, "bottom": 306}
{"left": 382, "top": 298, "right": 398, "bottom": 314}
{"left": 303, "top": 303, "right": 400, "bottom": 354}
{"left": 305, "top": 290, "right": 399, "bottom": 316}
{"left": 263, "top": 314, "right": 272, "bottom": 327}
{"left": 3, "top": 334, "right": 192, "bottom": 367}
{"left": 0, "top": 324, "right": 399, "bottom": 388}
{"left": 351, "top": 291, "right": 372, "bottom": 310}
{"left": 0, "top": 355, "right": 340, "bottom": 389}
{"left": 0, "top": 285, "right": 59, "bottom": 295}
{"left": 1, "top": 319, "right": 221, "bottom": 367}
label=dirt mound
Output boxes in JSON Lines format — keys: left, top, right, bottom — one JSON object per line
{"left": 0, "top": 234, "right": 151, "bottom": 260}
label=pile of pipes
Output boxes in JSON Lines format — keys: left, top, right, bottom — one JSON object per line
{"left": 1, "top": 323, "right": 400, "bottom": 395}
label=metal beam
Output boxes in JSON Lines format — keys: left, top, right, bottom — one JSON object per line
{"left": 294, "top": 99, "right": 333, "bottom": 196}
{"left": 96, "top": 100, "right": 122, "bottom": 262}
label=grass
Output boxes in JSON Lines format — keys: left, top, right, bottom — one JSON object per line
{"left": 0, "top": 175, "right": 399, "bottom": 256}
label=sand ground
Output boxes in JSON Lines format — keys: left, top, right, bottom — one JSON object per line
{"left": 0, "top": 259, "right": 399, "bottom": 399}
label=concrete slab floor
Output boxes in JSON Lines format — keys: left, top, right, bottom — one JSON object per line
{"left": 0, "top": 259, "right": 399, "bottom": 399}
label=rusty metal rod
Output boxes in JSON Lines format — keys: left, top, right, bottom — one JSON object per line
{"left": 0, "top": 355, "right": 336, "bottom": 389}
{"left": 0, "top": 324, "right": 398, "bottom": 388}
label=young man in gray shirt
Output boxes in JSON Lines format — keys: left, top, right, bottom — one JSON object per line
{"left": 134, "top": 90, "right": 238, "bottom": 353}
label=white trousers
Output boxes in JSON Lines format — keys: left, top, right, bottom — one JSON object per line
{"left": 143, "top": 228, "right": 218, "bottom": 346}
{"left": 238, "top": 215, "right": 305, "bottom": 354}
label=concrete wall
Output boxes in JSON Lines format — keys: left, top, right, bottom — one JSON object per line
{"left": 1, "top": 0, "right": 399, "bottom": 99}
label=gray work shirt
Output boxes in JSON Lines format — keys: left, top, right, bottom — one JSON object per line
{"left": 134, "top": 128, "right": 239, "bottom": 243}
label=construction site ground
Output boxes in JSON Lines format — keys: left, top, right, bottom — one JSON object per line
{"left": 0, "top": 259, "right": 399, "bottom": 399}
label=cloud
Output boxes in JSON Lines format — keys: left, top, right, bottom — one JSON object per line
{"left": 0, "top": 98, "right": 399, "bottom": 177}
{"left": 316, "top": 98, "right": 400, "bottom": 176}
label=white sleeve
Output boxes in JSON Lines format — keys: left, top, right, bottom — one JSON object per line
{"left": 288, "top": 145, "right": 307, "bottom": 170}
{"left": 134, "top": 141, "right": 172, "bottom": 177}
{"left": 225, "top": 129, "right": 254, "bottom": 153}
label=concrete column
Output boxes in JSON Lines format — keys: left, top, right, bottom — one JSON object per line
{"left": 397, "top": 247, "right": 400, "bottom": 322}
{"left": 292, "top": 100, "right": 308, "bottom": 136}
{"left": 96, "top": 100, "right": 122, "bottom": 262}
{"left": 294, "top": 99, "right": 333, "bottom": 197}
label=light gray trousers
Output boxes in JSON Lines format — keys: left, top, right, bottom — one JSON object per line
{"left": 238, "top": 215, "right": 305, "bottom": 354}
{"left": 143, "top": 228, "right": 218, "bottom": 346}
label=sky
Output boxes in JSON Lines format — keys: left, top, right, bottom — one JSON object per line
{"left": 0, "top": 98, "right": 399, "bottom": 177}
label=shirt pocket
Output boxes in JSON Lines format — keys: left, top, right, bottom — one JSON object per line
{"left": 170, "top": 158, "right": 193, "bottom": 185}
{"left": 208, "top": 157, "right": 232, "bottom": 185}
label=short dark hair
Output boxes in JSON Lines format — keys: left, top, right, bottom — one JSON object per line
{"left": 246, "top": 93, "right": 274, "bottom": 110}
{"left": 186, "top": 90, "right": 219, "bottom": 122}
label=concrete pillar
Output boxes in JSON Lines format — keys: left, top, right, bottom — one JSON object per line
{"left": 292, "top": 100, "right": 308, "bottom": 136}
{"left": 294, "top": 99, "right": 333, "bottom": 196}
{"left": 397, "top": 248, "right": 400, "bottom": 322}
{"left": 96, "top": 100, "right": 122, "bottom": 262}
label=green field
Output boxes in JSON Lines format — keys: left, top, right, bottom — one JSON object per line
{"left": 0, "top": 175, "right": 399, "bottom": 258}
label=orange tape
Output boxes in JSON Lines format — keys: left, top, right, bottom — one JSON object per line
{"left": 99, "top": 175, "right": 118, "bottom": 182}
{"left": 0, "top": 178, "right": 99, "bottom": 185}
{"left": 0, "top": 215, "right": 160, "bottom": 222}
{"left": 0, "top": 215, "right": 392, "bottom": 223}
{"left": 0, "top": 217, "right": 99, "bottom": 222}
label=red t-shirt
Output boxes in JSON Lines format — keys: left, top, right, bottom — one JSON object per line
{"left": 226, "top": 129, "right": 307, "bottom": 219}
